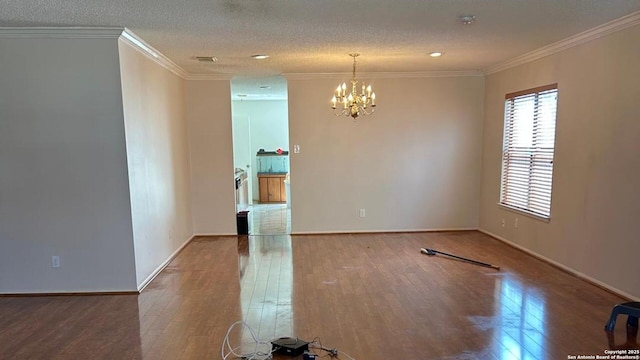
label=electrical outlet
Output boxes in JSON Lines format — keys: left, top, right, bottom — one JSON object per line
{"left": 514, "top": 217, "right": 519, "bottom": 228}
{"left": 359, "top": 209, "right": 366, "bottom": 218}
{"left": 501, "top": 219, "right": 505, "bottom": 228}
{"left": 293, "top": 145, "right": 300, "bottom": 154}
{"left": 52, "top": 256, "right": 60, "bottom": 268}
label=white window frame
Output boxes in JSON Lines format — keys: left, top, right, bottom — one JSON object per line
{"left": 499, "top": 84, "right": 558, "bottom": 220}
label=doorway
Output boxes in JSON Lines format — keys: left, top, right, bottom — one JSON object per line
{"left": 231, "top": 75, "right": 291, "bottom": 235}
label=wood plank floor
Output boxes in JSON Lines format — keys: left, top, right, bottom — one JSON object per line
{"left": 0, "top": 231, "right": 637, "bottom": 359}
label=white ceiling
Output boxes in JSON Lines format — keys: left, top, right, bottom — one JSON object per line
{"left": 2, "top": 0, "right": 640, "bottom": 99}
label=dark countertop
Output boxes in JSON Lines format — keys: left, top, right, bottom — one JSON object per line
{"left": 256, "top": 152, "right": 289, "bottom": 156}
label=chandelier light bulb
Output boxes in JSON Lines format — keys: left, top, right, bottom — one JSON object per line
{"left": 330, "top": 54, "right": 377, "bottom": 119}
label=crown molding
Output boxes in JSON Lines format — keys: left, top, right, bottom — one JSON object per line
{"left": 485, "top": 10, "right": 640, "bottom": 75}
{"left": 283, "top": 70, "right": 483, "bottom": 80}
{"left": 0, "top": 27, "right": 124, "bottom": 38}
{"left": 0, "top": 27, "right": 187, "bottom": 79}
{"left": 119, "top": 28, "right": 189, "bottom": 79}
{"left": 231, "top": 96, "right": 288, "bottom": 101}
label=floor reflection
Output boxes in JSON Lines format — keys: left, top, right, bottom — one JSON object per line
{"left": 463, "top": 275, "right": 547, "bottom": 359}
{"left": 238, "top": 235, "right": 250, "bottom": 279}
{"left": 607, "top": 327, "right": 640, "bottom": 350}
{"left": 238, "top": 235, "right": 293, "bottom": 344}
{"left": 249, "top": 203, "right": 291, "bottom": 235}
{"left": 493, "top": 276, "right": 547, "bottom": 359}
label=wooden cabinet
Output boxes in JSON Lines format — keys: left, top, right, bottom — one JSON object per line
{"left": 258, "top": 174, "right": 287, "bottom": 203}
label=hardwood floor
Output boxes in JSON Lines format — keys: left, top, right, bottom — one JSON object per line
{"left": 0, "top": 231, "right": 637, "bottom": 359}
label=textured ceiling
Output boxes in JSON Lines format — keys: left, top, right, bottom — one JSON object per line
{"left": 2, "top": 0, "right": 640, "bottom": 98}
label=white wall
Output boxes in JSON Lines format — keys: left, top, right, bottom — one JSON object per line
{"left": 118, "top": 39, "right": 193, "bottom": 289}
{"left": 479, "top": 24, "right": 640, "bottom": 299}
{"left": 287, "top": 76, "right": 484, "bottom": 233}
{"left": 0, "top": 36, "right": 137, "bottom": 293}
{"left": 187, "top": 80, "right": 237, "bottom": 235}
{"left": 231, "top": 100, "right": 289, "bottom": 202}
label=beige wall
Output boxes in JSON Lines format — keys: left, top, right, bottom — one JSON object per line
{"left": 479, "top": 24, "right": 640, "bottom": 299}
{"left": 0, "top": 36, "right": 137, "bottom": 292}
{"left": 118, "top": 39, "right": 193, "bottom": 288}
{"left": 287, "top": 76, "right": 484, "bottom": 233}
{"left": 186, "top": 80, "right": 236, "bottom": 235}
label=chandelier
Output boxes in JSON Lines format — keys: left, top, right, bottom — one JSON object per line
{"left": 331, "top": 53, "right": 376, "bottom": 119}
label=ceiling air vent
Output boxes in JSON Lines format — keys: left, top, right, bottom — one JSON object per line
{"left": 195, "top": 56, "right": 218, "bottom": 63}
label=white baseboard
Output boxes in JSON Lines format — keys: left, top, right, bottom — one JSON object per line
{"left": 0, "top": 290, "right": 138, "bottom": 296}
{"left": 291, "top": 228, "right": 477, "bottom": 235}
{"left": 136, "top": 235, "right": 195, "bottom": 292}
{"left": 479, "top": 229, "right": 639, "bottom": 301}
{"left": 193, "top": 233, "right": 238, "bottom": 237}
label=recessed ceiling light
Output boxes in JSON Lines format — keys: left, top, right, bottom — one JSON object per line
{"left": 195, "top": 56, "right": 218, "bottom": 62}
{"left": 458, "top": 15, "right": 476, "bottom": 25}
{"left": 251, "top": 54, "right": 269, "bottom": 60}
{"left": 430, "top": 52, "right": 443, "bottom": 57}
{"left": 237, "top": 94, "right": 248, "bottom": 98}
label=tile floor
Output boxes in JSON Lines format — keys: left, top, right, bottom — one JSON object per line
{"left": 248, "top": 203, "right": 291, "bottom": 235}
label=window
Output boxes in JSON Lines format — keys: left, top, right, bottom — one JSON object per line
{"left": 500, "top": 84, "right": 558, "bottom": 219}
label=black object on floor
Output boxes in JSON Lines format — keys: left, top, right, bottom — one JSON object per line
{"left": 271, "top": 337, "right": 309, "bottom": 356}
{"left": 302, "top": 351, "right": 317, "bottom": 360}
{"left": 236, "top": 210, "right": 250, "bottom": 235}
{"left": 420, "top": 248, "right": 500, "bottom": 270}
{"left": 605, "top": 302, "right": 640, "bottom": 332}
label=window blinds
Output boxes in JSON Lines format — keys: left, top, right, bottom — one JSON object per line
{"left": 500, "top": 84, "right": 558, "bottom": 218}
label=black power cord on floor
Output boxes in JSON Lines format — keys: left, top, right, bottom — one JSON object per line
{"left": 222, "top": 321, "right": 357, "bottom": 360}
{"left": 308, "top": 338, "right": 356, "bottom": 360}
